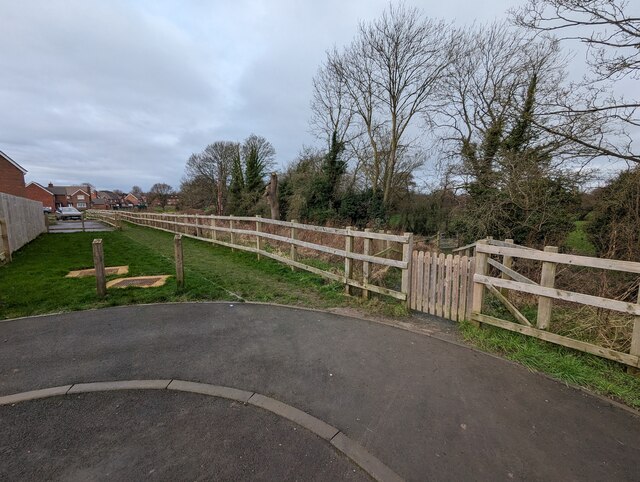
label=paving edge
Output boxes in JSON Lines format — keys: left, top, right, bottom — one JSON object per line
{"left": 0, "top": 379, "right": 403, "bottom": 482}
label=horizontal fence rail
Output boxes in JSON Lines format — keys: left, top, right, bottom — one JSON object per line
{"left": 87, "top": 210, "right": 414, "bottom": 303}
{"left": 472, "top": 240, "right": 640, "bottom": 369}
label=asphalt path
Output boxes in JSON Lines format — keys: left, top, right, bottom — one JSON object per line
{"left": 1, "top": 303, "right": 638, "bottom": 481}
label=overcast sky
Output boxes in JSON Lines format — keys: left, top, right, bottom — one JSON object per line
{"left": 0, "top": 0, "right": 633, "bottom": 191}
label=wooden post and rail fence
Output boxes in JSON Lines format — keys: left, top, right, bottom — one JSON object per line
{"left": 87, "top": 209, "right": 640, "bottom": 371}
{"left": 87, "top": 210, "right": 414, "bottom": 304}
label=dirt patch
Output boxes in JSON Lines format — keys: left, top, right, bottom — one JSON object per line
{"left": 66, "top": 266, "right": 129, "bottom": 278}
{"left": 107, "top": 275, "right": 171, "bottom": 289}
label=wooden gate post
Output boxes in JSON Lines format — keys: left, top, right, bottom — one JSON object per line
{"left": 81, "top": 212, "right": 86, "bottom": 232}
{"left": 537, "top": 246, "right": 559, "bottom": 330}
{"left": 255, "top": 215, "right": 262, "bottom": 260}
{"left": 362, "top": 228, "right": 371, "bottom": 299}
{"left": 401, "top": 232, "right": 414, "bottom": 308}
{"left": 44, "top": 214, "right": 50, "bottom": 233}
{"left": 174, "top": 234, "right": 184, "bottom": 290}
{"left": 344, "top": 226, "right": 354, "bottom": 295}
{"left": 471, "top": 239, "right": 489, "bottom": 326}
{"left": 290, "top": 220, "right": 298, "bottom": 271}
{"left": 92, "top": 239, "right": 106, "bottom": 298}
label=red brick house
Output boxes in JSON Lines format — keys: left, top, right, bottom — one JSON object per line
{"left": 48, "top": 184, "right": 92, "bottom": 210}
{"left": 24, "top": 182, "right": 55, "bottom": 210}
{"left": 0, "top": 150, "right": 27, "bottom": 197}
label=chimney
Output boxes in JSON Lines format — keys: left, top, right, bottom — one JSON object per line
{"left": 48, "top": 182, "right": 53, "bottom": 188}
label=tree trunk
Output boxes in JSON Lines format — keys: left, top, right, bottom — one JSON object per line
{"left": 265, "top": 172, "right": 280, "bottom": 220}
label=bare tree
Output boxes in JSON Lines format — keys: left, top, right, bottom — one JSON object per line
{"left": 310, "top": 57, "right": 355, "bottom": 148}
{"left": 130, "top": 185, "right": 144, "bottom": 199}
{"left": 324, "top": 4, "right": 454, "bottom": 206}
{"left": 511, "top": 0, "right": 640, "bottom": 162}
{"left": 185, "top": 141, "right": 237, "bottom": 214}
{"left": 148, "top": 183, "right": 174, "bottom": 209}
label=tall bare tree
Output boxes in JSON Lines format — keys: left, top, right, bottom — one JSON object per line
{"left": 185, "top": 141, "right": 237, "bottom": 214}
{"left": 511, "top": 0, "right": 640, "bottom": 162}
{"left": 320, "top": 4, "right": 454, "bottom": 206}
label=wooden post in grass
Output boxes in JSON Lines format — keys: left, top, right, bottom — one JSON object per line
{"left": 195, "top": 215, "right": 201, "bottom": 238}
{"left": 81, "top": 212, "right": 86, "bottom": 232}
{"left": 629, "top": 284, "right": 640, "bottom": 375}
{"left": 537, "top": 246, "right": 559, "bottom": 330}
{"left": 174, "top": 234, "right": 184, "bottom": 290}
{"left": 92, "top": 239, "right": 106, "bottom": 298}
{"left": 344, "top": 226, "right": 354, "bottom": 294}
{"left": 401, "top": 232, "right": 414, "bottom": 308}
{"left": 362, "top": 228, "right": 371, "bottom": 299}
{"left": 290, "top": 219, "right": 298, "bottom": 271}
{"left": 255, "top": 215, "right": 262, "bottom": 260}
{"left": 229, "top": 216, "right": 235, "bottom": 251}
{"left": 44, "top": 214, "right": 50, "bottom": 233}
{"left": 471, "top": 239, "right": 489, "bottom": 326}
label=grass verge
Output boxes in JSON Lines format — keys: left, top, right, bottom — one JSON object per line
{"left": 459, "top": 320, "right": 640, "bottom": 410}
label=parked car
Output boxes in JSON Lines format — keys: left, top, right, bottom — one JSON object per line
{"left": 43, "top": 206, "right": 52, "bottom": 214}
{"left": 56, "top": 206, "right": 83, "bottom": 220}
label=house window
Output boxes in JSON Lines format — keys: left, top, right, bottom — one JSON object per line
{"left": 77, "top": 202, "right": 87, "bottom": 208}
{"left": 77, "top": 195, "right": 85, "bottom": 200}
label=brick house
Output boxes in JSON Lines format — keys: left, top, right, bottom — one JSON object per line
{"left": 95, "top": 191, "right": 122, "bottom": 209}
{"left": 24, "top": 182, "right": 55, "bottom": 210}
{"left": 48, "top": 184, "right": 92, "bottom": 210}
{"left": 0, "top": 150, "right": 27, "bottom": 197}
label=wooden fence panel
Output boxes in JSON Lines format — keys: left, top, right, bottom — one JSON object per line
{"left": 0, "top": 193, "right": 46, "bottom": 261}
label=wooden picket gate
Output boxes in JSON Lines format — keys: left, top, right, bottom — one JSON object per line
{"left": 409, "top": 251, "right": 475, "bottom": 322}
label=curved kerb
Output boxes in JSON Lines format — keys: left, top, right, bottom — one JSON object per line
{"left": 0, "top": 379, "right": 403, "bottom": 482}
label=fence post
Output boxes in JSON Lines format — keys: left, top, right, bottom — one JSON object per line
{"left": 212, "top": 217, "right": 217, "bottom": 242}
{"left": 500, "top": 238, "right": 514, "bottom": 295}
{"left": 629, "top": 285, "right": 640, "bottom": 375}
{"left": 362, "top": 228, "right": 371, "bottom": 299}
{"left": 471, "top": 239, "right": 489, "bottom": 326}
{"left": 229, "top": 216, "right": 235, "bottom": 251}
{"left": 174, "top": 234, "right": 184, "bottom": 290}
{"left": 401, "top": 232, "right": 414, "bottom": 308}
{"left": 44, "top": 214, "right": 50, "bottom": 233}
{"left": 255, "top": 215, "right": 262, "bottom": 260}
{"left": 290, "top": 219, "right": 298, "bottom": 271}
{"left": 344, "top": 226, "right": 354, "bottom": 294}
{"left": 0, "top": 218, "right": 10, "bottom": 262}
{"left": 537, "top": 246, "right": 558, "bottom": 330}
{"left": 92, "top": 239, "right": 106, "bottom": 298}
{"left": 195, "top": 215, "right": 201, "bottom": 238}
{"left": 81, "top": 212, "right": 86, "bottom": 232}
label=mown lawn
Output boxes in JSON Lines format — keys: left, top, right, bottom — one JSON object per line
{"left": 0, "top": 223, "right": 403, "bottom": 320}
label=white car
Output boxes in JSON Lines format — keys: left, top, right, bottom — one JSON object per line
{"left": 56, "top": 206, "right": 83, "bottom": 220}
